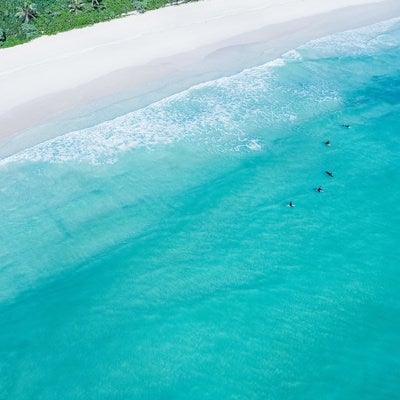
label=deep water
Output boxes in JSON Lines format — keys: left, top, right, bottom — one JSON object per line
{"left": 1, "top": 18, "right": 400, "bottom": 400}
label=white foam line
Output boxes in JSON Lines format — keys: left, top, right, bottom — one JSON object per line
{"left": 2, "top": 15, "right": 398, "bottom": 166}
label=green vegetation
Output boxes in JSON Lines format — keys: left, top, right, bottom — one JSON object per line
{"left": 0, "top": 27, "right": 6, "bottom": 44}
{"left": 0, "top": 0, "right": 199, "bottom": 48}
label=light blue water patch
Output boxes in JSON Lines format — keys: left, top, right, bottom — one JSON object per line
{"left": 1, "top": 18, "right": 400, "bottom": 400}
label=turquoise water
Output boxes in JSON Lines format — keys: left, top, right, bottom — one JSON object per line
{"left": 1, "top": 19, "right": 400, "bottom": 399}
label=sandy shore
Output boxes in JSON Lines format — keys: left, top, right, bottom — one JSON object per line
{"left": 0, "top": 0, "right": 399, "bottom": 156}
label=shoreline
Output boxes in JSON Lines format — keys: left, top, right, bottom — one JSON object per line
{"left": 0, "top": 0, "right": 399, "bottom": 158}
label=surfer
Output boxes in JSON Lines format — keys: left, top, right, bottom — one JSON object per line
{"left": 316, "top": 186, "right": 323, "bottom": 193}
{"left": 325, "top": 171, "right": 334, "bottom": 177}
{"left": 342, "top": 124, "right": 351, "bottom": 129}
{"left": 288, "top": 201, "right": 295, "bottom": 208}
{"left": 325, "top": 140, "right": 331, "bottom": 146}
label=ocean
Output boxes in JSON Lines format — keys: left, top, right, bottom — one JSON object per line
{"left": 0, "top": 18, "right": 399, "bottom": 399}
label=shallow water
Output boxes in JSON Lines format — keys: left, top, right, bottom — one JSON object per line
{"left": 1, "top": 18, "right": 400, "bottom": 399}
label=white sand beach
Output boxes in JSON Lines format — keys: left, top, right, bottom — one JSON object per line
{"left": 0, "top": 0, "right": 399, "bottom": 148}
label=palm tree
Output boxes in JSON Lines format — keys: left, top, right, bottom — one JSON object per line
{"left": 132, "top": 1, "right": 145, "bottom": 13}
{"left": 15, "top": 1, "right": 37, "bottom": 23}
{"left": 68, "top": 0, "right": 84, "bottom": 13}
{"left": 89, "top": 0, "right": 103, "bottom": 9}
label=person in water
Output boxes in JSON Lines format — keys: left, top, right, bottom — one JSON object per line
{"left": 325, "top": 140, "right": 331, "bottom": 146}
{"left": 316, "top": 186, "right": 323, "bottom": 193}
{"left": 325, "top": 171, "right": 334, "bottom": 177}
{"left": 342, "top": 124, "right": 351, "bottom": 129}
{"left": 288, "top": 201, "right": 295, "bottom": 208}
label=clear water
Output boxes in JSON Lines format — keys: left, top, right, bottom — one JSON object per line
{"left": 1, "top": 19, "right": 400, "bottom": 399}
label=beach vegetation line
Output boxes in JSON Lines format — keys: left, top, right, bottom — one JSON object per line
{"left": 0, "top": 0, "right": 199, "bottom": 48}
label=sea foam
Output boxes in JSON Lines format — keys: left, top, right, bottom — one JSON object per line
{"left": 3, "top": 18, "right": 399, "bottom": 166}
